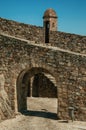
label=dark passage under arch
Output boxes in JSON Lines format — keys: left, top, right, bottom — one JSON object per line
{"left": 27, "top": 73, "right": 57, "bottom": 98}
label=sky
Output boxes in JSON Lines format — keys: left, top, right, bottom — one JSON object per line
{"left": 0, "top": 0, "right": 86, "bottom": 36}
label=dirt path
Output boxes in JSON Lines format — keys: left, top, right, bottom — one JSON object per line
{"left": 0, "top": 98, "right": 86, "bottom": 130}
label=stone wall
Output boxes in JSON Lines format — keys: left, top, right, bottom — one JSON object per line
{"left": 49, "top": 31, "right": 86, "bottom": 54}
{"left": 0, "top": 34, "right": 86, "bottom": 121}
{"left": 0, "top": 17, "right": 86, "bottom": 54}
{"left": 0, "top": 17, "right": 44, "bottom": 43}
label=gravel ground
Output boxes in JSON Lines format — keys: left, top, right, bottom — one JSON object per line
{"left": 0, "top": 98, "right": 86, "bottom": 130}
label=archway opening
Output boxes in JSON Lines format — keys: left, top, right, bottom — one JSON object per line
{"left": 16, "top": 67, "right": 58, "bottom": 120}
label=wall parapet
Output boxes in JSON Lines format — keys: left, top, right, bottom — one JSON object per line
{"left": 0, "top": 17, "right": 86, "bottom": 54}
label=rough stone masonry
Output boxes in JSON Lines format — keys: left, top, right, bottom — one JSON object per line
{"left": 0, "top": 8, "right": 86, "bottom": 121}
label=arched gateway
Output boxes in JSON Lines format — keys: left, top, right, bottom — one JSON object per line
{"left": 16, "top": 67, "right": 58, "bottom": 113}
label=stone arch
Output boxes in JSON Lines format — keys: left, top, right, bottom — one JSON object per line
{"left": 16, "top": 67, "right": 58, "bottom": 112}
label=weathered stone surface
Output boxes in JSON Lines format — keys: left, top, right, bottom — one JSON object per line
{"left": 0, "top": 33, "right": 86, "bottom": 121}
{"left": 0, "top": 73, "right": 14, "bottom": 120}
{"left": 0, "top": 16, "right": 86, "bottom": 122}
